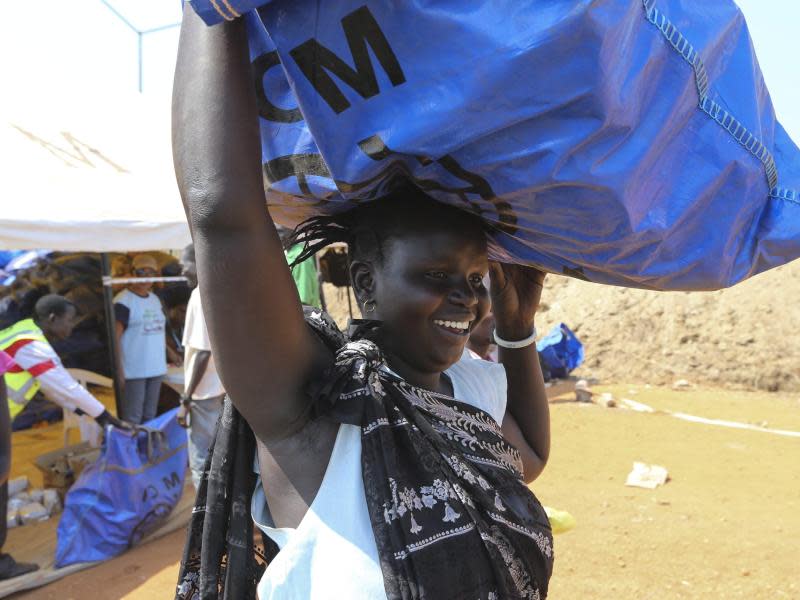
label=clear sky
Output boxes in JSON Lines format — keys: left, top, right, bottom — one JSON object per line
{"left": 1, "top": 0, "right": 797, "bottom": 140}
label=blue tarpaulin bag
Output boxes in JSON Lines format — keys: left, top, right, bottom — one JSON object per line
{"left": 536, "top": 324, "right": 585, "bottom": 379}
{"left": 55, "top": 409, "right": 188, "bottom": 567}
{"left": 188, "top": 0, "right": 800, "bottom": 291}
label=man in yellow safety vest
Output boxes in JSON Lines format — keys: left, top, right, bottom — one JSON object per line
{"left": 0, "top": 295, "right": 126, "bottom": 426}
{"left": 0, "top": 294, "right": 129, "bottom": 579}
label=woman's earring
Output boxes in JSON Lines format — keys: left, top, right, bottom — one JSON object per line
{"left": 363, "top": 299, "right": 376, "bottom": 313}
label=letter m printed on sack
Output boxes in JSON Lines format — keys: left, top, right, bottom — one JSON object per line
{"left": 289, "top": 5, "right": 406, "bottom": 114}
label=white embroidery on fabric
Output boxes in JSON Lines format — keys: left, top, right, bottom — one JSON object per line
{"left": 488, "top": 512, "right": 553, "bottom": 559}
{"left": 383, "top": 477, "right": 464, "bottom": 535}
{"left": 362, "top": 417, "right": 410, "bottom": 435}
{"left": 481, "top": 528, "right": 542, "bottom": 600}
{"left": 393, "top": 523, "right": 477, "bottom": 560}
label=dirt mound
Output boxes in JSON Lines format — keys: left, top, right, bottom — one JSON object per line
{"left": 537, "top": 260, "right": 800, "bottom": 392}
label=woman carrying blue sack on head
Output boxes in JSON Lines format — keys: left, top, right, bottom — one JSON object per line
{"left": 173, "top": 8, "right": 553, "bottom": 599}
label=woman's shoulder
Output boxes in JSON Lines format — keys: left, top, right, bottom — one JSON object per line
{"left": 446, "top": 350, "right": 507, "bottom": 424}
{"left": 449, "top": 349, "right": 506, "bottom": 378}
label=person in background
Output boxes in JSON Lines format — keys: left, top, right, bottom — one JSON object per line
{"left": 114, "top": 254, "right": 180, "bottom": 425}
{"left": 467, "top": 311, "right": 498, "bottom": 361}
{"left": 0, "top": 295, "right": 124, "bottom": 428}
{"left": 177, "top": 244, "right": 225, "bottom": 489}
{"left": 0, "top": 297, "right": 128, "bottom": 580}
{"left": 159, "top": 281, "right": 192, "bottom": 358}
{"left": 277, "top": 226, "right": 321, "bottom": 308}
{"left": 0, "top": 350, "right": 38, "bottom": 580}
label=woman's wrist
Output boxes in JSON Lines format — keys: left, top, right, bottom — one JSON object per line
{"left": 494, "top": 327, "right": 537, "bottom": 349}
{"left": 493, "top": 319, "right": 536, "bottom": 342}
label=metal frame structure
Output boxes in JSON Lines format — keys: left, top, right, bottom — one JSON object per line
{"left": 100, "top": 0, "right": 180, "bottom": 93}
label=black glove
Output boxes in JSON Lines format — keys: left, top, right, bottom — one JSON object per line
{"left": 95, "top": 410, "right": 133, "bottom": 430}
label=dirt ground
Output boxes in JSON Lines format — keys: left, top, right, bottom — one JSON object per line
{"left": 16, "top": 383, "right": 799, "bottom": 599}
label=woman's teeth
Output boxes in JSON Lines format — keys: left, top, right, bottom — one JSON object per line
{"left": 433, "top": 319, "right": 470, "bottom": 331}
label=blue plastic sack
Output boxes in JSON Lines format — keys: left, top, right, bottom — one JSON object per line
{"left": 188, "top": 0, "right": 800, "bottom": 291}
{"left": 55, "top": 409, "right": 188, "bottom": 567}
{"left": 536, "top": 324, "right": 585, "bottom": 380}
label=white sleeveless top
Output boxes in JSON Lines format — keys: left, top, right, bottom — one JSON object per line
{"left": 252, "top": 350, "right": 507, "bottom": 599}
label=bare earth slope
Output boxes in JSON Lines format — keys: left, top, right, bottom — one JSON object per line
{"left": 536, "top": 260, "right": 800, "bottom": 392}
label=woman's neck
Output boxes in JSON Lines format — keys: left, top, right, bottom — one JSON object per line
{"left": 383, "top": 351, "right": 453, "bottom": 396}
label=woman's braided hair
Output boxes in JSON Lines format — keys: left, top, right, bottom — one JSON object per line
{"left": 282, "top": 183, "right": 489, "bottom": 276}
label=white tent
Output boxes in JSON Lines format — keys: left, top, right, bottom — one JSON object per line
{"left": 0, "top": 91, "right": 190, "bottom": 252}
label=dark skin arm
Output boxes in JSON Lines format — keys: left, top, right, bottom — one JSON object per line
{"left": 183, "top": 350, "right": 211, "bottom": 400}
{"left": 490, "top": 263, "right": 550, "bottom": 483}
{"left": 172, "top": 8, "right": 326, "bottom": 442}
{"left": 177, "top": 350, "right": 210, "bottom": 427}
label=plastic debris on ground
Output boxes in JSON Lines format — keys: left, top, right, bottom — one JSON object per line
{"left": 6, "top": 477, "right": 64, "bottom": 529}
{"left": 625, "top": 462, "right": 670, "bottom": 489}
{"left": 7, "top": 476, "right": 28, "bottom": 497}
{"left": 544, "top": 506, "right": 577, "bottom": 535}
{"left": 574, "top": 379, "right": 593, "bottom": 403}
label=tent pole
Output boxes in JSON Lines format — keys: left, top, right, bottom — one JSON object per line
{"left": 100, "top": 253, "right": 124, "bottom": 416}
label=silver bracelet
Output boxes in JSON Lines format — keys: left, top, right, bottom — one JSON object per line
{"left": 493, "top": 327, "right": 537, "bottom": 349}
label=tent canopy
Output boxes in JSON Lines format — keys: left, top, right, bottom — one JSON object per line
{"left": 0, "top": 92, "right": 190, "bottom": 252}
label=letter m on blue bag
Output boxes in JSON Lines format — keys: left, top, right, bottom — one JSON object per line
{"left": 289, "top": 6, "right": 406, "bottom": 114}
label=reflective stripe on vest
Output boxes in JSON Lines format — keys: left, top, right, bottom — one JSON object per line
{"left": 0, "top": 319, "right": 49, "bottom": 418}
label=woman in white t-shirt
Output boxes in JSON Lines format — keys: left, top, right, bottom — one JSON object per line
{"left": 113, "top": 254, "right": 177, "bottom": 425}
{"left": 174, "top": 9, "right": 553, "bottom": 600}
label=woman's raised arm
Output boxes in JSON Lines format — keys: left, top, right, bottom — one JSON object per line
{"left": 172, "top": 8, "right": 324, "bottom": 441}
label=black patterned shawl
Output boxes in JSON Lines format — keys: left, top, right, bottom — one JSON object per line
{"left": 176, "top": 309, "right": 553, "bottom": 600}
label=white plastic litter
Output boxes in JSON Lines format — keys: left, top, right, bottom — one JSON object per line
{"left": 11, "top": 491, "right": 30, "bottom": 503}
{"left": 7, "top": 476, "right": 28, "bottom": 497}
{"left": 18, "top": 502, "right": 49, "bottom": 525}
{"left": 28, "top": 488, "right": 44, "bottom": 504}
{"left": 7, "top": 497, "right": 26, "bottom": 512}
{"left": 620, "top": 398, "right": 656, "bottom": 413}
{"left": 574, "top": 379, "right": 593, "bottom": 403}
{"left": 6, "top": 510, "right": 19, "bottom": 529}
{"left": 625, "top": 462, "right": 669, "bottom": 489}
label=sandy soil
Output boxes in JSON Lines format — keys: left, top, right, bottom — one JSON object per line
{"left": 16, "top": 384, "right": 799, "bottom": 599}
{"left": 537, "top": 261, "right": 800, "bottom": 393}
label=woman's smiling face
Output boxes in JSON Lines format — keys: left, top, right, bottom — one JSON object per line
{"left": 368, "top": 221, "right": 490, "bottom": 380}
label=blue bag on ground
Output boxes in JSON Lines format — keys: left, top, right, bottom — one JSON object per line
{"left": 537, "top": 324, "right": 585, "bottom": 380}
{"left": 188, "top": 0, "right": 800, "bottom": 291}
{"left": 55, "top": 409, "right": 188, "bottom": 567}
